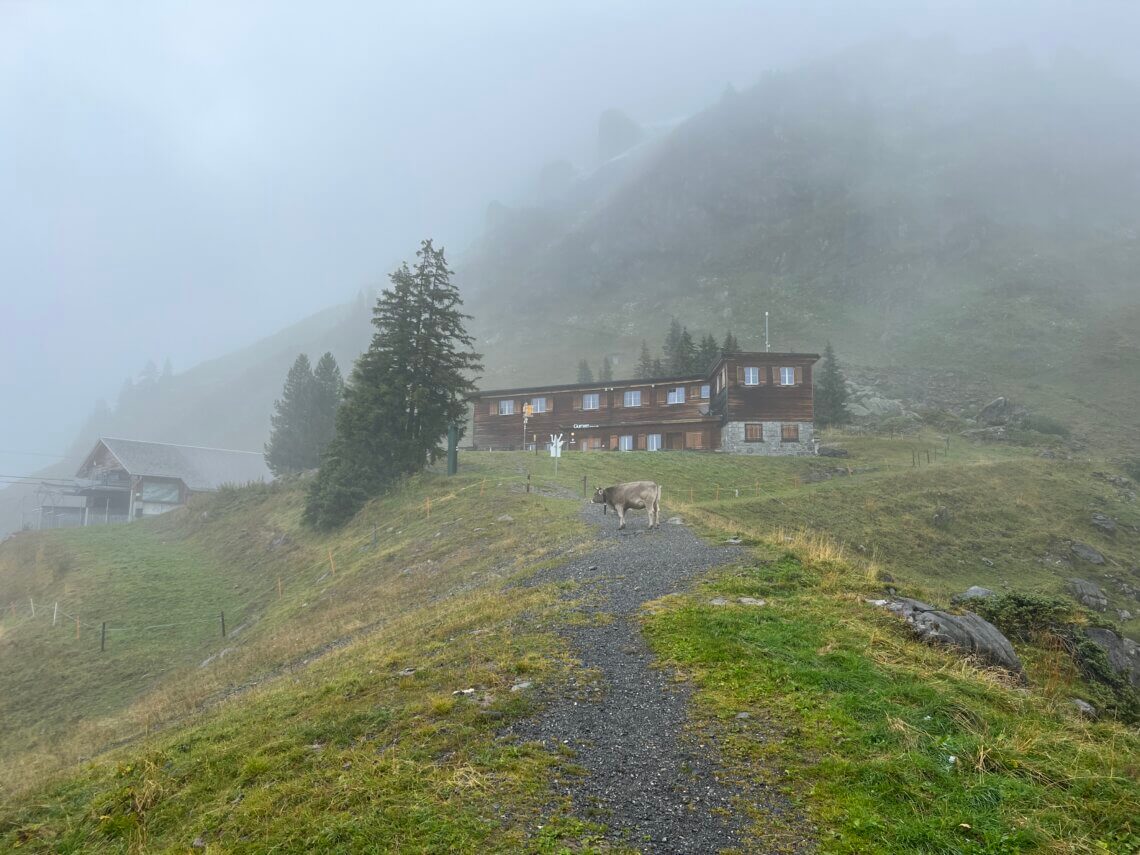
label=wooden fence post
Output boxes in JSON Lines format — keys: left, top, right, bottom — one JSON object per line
{"left": 100, "top": 621, "right": 106, "bottom": 652}
{"left": 220, "top": 611, "right": 226, "bottom": 638}
{"left": 328, "top": 548, "right": 337, "bottom": 575}
{"left": 53, "top": 602, "right": 58, "bottom": 627}
{"left": 526, "top": 474, "right": 531, "bottom": 493}
{"left": 76, "top": 616, "right": 80, "bottom": 640}
{"left": 29, "top": 598, "right": 34, "bottom": 618}
{"left": 277, "top": 577, "right": 283, "bottom": 598}
{"left": 715, "top": 485, "right": 721, "bottom": 501}
{"left": 480, "top": 478, "right": 486, "bottom": 496}
{"left": 582, "top": 475, "right": 588, "bottom": 497}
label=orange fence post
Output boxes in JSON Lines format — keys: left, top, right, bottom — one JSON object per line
{"left": 76, "top": 616, "right": 80, "bottom": 640}
{"left": 277, "top": 577, "right": 283, "bottom": 598}
{"left": 715, "top": 485, "right": 721, "bottom": 501}
{"left": 689, "top": 487, "right": 694, "bottom": 503}
{"left": 426, "top": 496, "right": 432, "bottom": 517}
{"left": 328, "top": 548, "right": 337, "bottom": 576}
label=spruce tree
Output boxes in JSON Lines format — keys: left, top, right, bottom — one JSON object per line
{"left": 265, "top": 354, "right": 316, "bottom": 476}
{"left": 721, "top": 331, "right": 740, "bottom": 355}
{"left": 697, "top": 333, "right": 720, "bottom": 371}
{"left": 311, "top": 352, "right": 344, "bottom": 460}
{"left": 305, "top": 240, "right": 482, "bottom": 530}
{"left": 815, "top": 342, "right": 851, "bottom": 428}
{"left": 576, "top": 360, "right": 594, "bottom": 383}
{"left": 600, "top": 356, "right": 614, "bottom": 382}
{"left": 650, "top": 357, "right": 665, "bottom": 377}
{"left": 662, "top": 319, "right": 683, "bottom": 374}
{"left": 677, "top": 327, "right": 697, "bottom": 373}
{"left": 636, "top": 341, "right": 654, "bottom": 379}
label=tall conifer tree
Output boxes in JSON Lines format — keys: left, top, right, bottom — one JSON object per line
{"left": 265, "top": 354, "right": 316, "bottom": 475}
{"left": 721, "top": 331, "right": 740, "bottom": 355}
{"left": 662, "top": 319, "right": 683, "bottom": 373}
{"left": 677, "top": 327, "right": 697, "bottom": 373}
{"left": 636, "top": 341, "right": 654, "bottom": 379}
{"left": 697, "top": 333, "right": 720, "bottom": 370}
{"left": 576, "top": 360, "right": 594, "bottom": 383}
{"left": 600, "top": 356, "right": 614, "bottom": 382}
{"left": 815, "top": 341, "right": 851, "bottom": 428}
{"left": 305, "top": 240, "right": 481, "bottom": 529}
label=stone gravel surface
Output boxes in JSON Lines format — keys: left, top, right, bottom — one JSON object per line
{"left": 507, "top": 503, "right": 808, "bottom": 853}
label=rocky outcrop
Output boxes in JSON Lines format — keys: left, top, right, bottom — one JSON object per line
{"left": 816, "top": 445, "right": 849, "bottom": 458}
{"left": 875, "top": 597, "right": 1024, "bottom": 677}
{"left": 1090, "top": 513, "right": 1117, "bottom": 535}
{"left": 1070, "top": 542, "right": 1106, "bottom": 565}
{"left": 1069, "top": 578, "right": 1109, "bottom": 611}
{"left": 951, "top": 586, "right": 996, "bottom": 604}
{"left": 976, "top": 397, "right": 1028, "bottom": 427}
{"left": 1084, "top": 628, "right": 1140, "bottom": 689}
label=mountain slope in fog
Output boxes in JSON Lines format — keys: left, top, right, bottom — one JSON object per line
{"left": 462, "top": 42, "right": 1140, "bottom": 442}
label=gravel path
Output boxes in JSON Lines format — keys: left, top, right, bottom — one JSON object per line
{"left": 508, "top": 503, "right": 806, "bottom": 853}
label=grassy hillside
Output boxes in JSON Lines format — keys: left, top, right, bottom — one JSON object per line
{"left": 2, "top": 440, "right": 1138, "bottom": 852}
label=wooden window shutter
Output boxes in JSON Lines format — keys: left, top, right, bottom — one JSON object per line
{"left": 794, "top": 366, "right": 803, "bottom": 384}
{"left": 759, "top": 366, "right": 767, "bottom": 385}
{"left": 609, "top": 434, "right": 618, "bottom": 449}
{"left": 490, "top": 400, "right": 496, "bottom": 415}
{"left": 573, "top": 395, "right": 581, "bottom": 410}
{"left": 546, "top": 397, "right": 553, "bottom": 412}
{"left": 736, "top": 364, "right": 743, "bottom": 382}
{"left": 658, "top": 388, "right": 668, "bottom": 406}
{"left": 637, "top": 433, "right": 647, "bottom": 450}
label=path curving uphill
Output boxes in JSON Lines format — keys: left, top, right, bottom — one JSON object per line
{"left": 509, "top": 503, "right": 809, "bottom": 854}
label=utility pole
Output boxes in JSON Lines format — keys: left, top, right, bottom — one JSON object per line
{"left": 765, "top": 311, "right": 770, "bottom": 352}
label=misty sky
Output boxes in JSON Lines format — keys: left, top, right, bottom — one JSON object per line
{"left": 3, "top": 0, "right": 1138, "bottom": 477}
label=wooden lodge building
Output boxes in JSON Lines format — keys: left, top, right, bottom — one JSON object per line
{"left": 471, "top": 351, "right": 819, "bottom": 455}
{"left": 42, "top": 437, "right": 272, "bottom": 527}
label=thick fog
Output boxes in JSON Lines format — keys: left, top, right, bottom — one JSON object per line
{"left": 2, "top": 0, "right": 1139, "bottom": 478}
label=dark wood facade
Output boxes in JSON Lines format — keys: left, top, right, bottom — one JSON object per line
{"left": 471, "top": 351, "right": 819, "bottom": 452}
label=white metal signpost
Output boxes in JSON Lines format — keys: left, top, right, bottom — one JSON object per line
{"left": 550, "top": 433, "right": 564, "bottom": 476}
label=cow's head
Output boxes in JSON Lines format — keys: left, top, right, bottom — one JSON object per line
{"left": 591, "top": 486, "right": 607, "bottom": 505}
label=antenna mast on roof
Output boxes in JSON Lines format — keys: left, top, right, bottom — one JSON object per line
{"left": 764, "top": 311, "right": 770, "bottom": 352}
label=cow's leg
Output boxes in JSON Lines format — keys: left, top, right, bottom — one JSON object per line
{"left": 652, "top": 495, "right": 660, "bottom": 528}
{"left": 617, "top": 506, "right": 626, "bottom": 530}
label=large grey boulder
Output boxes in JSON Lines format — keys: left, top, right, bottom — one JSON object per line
{"left": 817, "top": 445, "right": 849, "bottom": 458}
{"left": 1090, "top": 513, "right": 1117, "bottom": 536}
{"left": 1069, "top": 578, "right": 1108, "bottom": 611}
{"left": 879, "top": 597, "right": 1024, "bottom": 677}
{"left": 976, "top": 397, "right": 1027, "bottom": 427}
{"left": 951, "top": 586, "right": 996, "bottom": 604}
{"left": 1084, "top": 628, "right": 1140, "bottom": 689}
{"left": 1070, "top": 542, "right": 1106, "bottom": 565}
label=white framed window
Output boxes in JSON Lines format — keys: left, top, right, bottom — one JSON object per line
{"left": 498, "top": 399, "right": 515, "bottom": 415}
{"left": 700, "top": 384, "right": 710, "bottom": 399}
{"left": 667, "top": 386, "right": 685, "bottom": 405}
{"left": 623, "top": 390, "right": 641, "bottom": 407}
{"left": 647, "top": 434, "right": 662, "bottom": 451}
{"left": 530, "top": 397, "right": 547, "bottom": 413}
{"left": 780, "top": 367, "right": 795, "bottom": 386}
{"left": 582, "top": 393, "right": 600, "bottom": 410}
{"left": 619, "top": 435, "right": 634, "bottom": 451}
{"left": 744, "top": 367, "right": 760, "bottom": 386}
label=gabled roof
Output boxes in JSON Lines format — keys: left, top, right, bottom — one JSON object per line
{"left": 78, "top": 438, "right": 271, "bottom": 491}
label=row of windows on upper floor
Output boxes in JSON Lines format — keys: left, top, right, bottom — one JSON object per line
{"left": 495, "top": 384, "right": 710, "bottom": 415}
{"left": 493, "top": 366, "right": 802, "bottom": 416}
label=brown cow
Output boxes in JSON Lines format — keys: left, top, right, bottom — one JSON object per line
{"left": 592, "top": 481, "right": 662, "bottom": 530}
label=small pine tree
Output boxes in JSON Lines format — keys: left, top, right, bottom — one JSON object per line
{"left": 600, "top": 356, "right": 614, "bottom": 382}
{"left": 721, "top": 331, "right": 740, "bottom": 355}
{"left": 650, "top": 357, "right": 665, "bottom": 377}
{"left": 576, "top": 360, "right": 594, "bottom": 383}
{"left": 162, "top": 357, "right": 173, "bottom": 379}
{"left": 815, "top": 342, "right": 851, "bottom": 429}
{"left": 636, "top": 341, "right": 654, "bottom": 379}
{"left": 265, "top": 354, "right": 316, "bottom": 476}
{"left": 138, "top": 359, "right": 160, "bottom": 386}
{"left": 305, "top": 240, "right": 482, "bottom": 530}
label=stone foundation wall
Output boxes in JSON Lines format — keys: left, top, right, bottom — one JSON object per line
{"left": 720, "top": 421, "right": 815, "bottom": 456}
